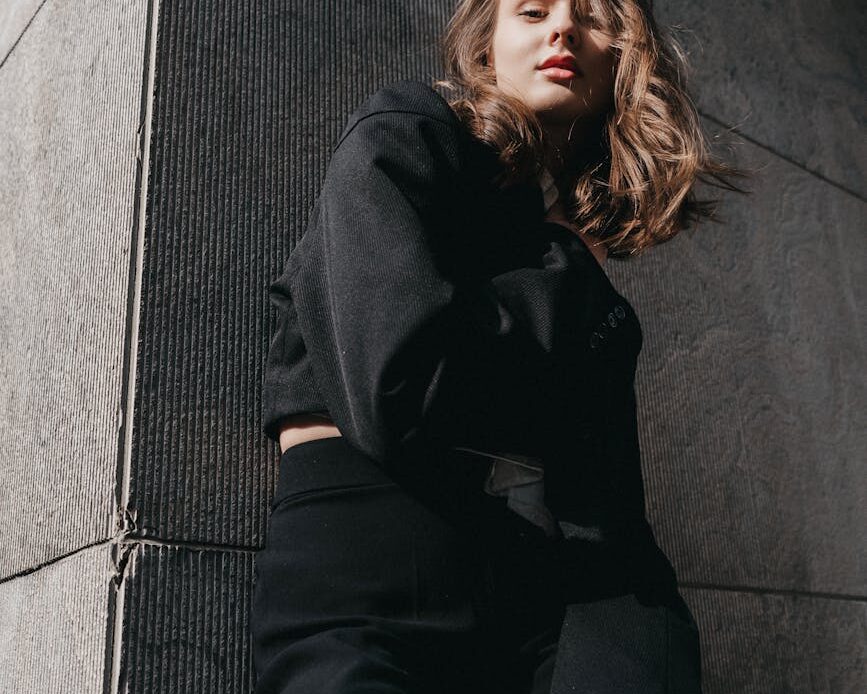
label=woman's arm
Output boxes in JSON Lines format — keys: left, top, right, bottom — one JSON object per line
{"left": 273, "top": 88, "right": 598, "bottom": 471}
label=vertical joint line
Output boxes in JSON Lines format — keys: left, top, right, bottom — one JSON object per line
{"left": 106, "top": 1, "right": 161, "bottom": 693}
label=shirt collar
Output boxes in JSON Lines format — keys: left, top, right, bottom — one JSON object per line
{"left": 537, "top": 166, "right": 559, "bottom": 214}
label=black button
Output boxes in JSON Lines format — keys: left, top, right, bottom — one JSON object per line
{"left": 607, "top": 312, "right": 617, "bottom": 327}
{"left": 614, "top": 305, "right": 626, "bottom": 319}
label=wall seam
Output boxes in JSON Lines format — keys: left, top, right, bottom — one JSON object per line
{"left": 680, "top": 581, "right": 867, "bottom": 603}
{"left": 0, "top": 0, "right": 49, "bottom": 71}
{"left": 104, "top": 0, "right": 161, "bottom": 692}
{"left": 698, "top": 109, "right": 867, "bottom": 202}
{"left": 0, "top": 537, "right": 113, "bottom": 585}
{"left": 119, "top": 536, "right": 258, "bottom": 555}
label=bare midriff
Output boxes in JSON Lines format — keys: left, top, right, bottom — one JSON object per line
{"left": 278, "top": 413, "right": 342, "bottom": 454}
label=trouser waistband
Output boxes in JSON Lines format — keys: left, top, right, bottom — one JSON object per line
{"left": 275, "top": 437, "right": 509, "bottom": 531}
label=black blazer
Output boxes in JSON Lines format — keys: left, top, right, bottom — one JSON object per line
{"left": 262, "top": 80, "right": 670, "bottom": 564}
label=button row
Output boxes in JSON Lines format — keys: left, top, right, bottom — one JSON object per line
{"left": 590, "top": 304, "right": 627, "bottom": 350}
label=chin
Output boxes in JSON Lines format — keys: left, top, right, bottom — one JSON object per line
{"left": 534, "top": 99, "right": 586, "bottom": 124}
{"left": 528, "top": 86, "right": 580, "bottom": 108}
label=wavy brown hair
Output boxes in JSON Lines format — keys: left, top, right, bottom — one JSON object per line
{"left": 433, "top": 0, "right": 754, "bottom": 259}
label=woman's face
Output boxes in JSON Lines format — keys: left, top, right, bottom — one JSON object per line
{"left": 488, "top": 0, "right": 617, "bottom": 128}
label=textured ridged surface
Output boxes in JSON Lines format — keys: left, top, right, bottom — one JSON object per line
{"left": 119, "top": 543, "right": 255, "bottom": 694}
{"left": 0, "top": 544, "right": 114, "bottom": 693}
{"left": 0, "top": 0, "right": 43, "bottom": 66}
{"left": 607, "top": 117, "right": 867, "bottom": 597}
{"left": 130, "top": 0, "right": 455, "bottom": 548}
{"left": 682, "top": 587, "right": 867, "bottom": 693}
{"left": 0, "top": 0, "right": 149, "bottom": 578}
{"left": 659, "top": 0, "right": 867, "bottom": 198}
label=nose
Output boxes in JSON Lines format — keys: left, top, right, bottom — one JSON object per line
{"left": 549, "top": 8, "right": 582, "bottom": 48}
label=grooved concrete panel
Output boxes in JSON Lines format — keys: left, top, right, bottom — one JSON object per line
{"left": 0, "top": 0, "right": 43, "bottom": 66}
{"left": 0, "top": 0, "right": 149, "bottom": 578}
{"left": 119, "top": 544, "right": 255, "bottom": 694}
{"left": 0, "top": 544, "right": 114, "bottom": 694}
{"left": 131, "top": 0, "right": 453, "bottom": 548}
{"left": 608, "top": 121, "right": 867, "bottom": 596}
{"left": 659, "top": 0, "right": 867, "bottom": 197}
{"left": 682, "top": 587, "right": 867, "bottom": 693}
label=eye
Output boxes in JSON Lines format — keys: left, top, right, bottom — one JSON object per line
{"left": 519, "top": 9, "right": 547, "bottom": 19}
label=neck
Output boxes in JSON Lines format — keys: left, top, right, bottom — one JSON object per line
{"left": 538, "top": 118, "right": 610, "bottom": 268}
{"left": 539, "top": 115, "right": 606, "bottom": 188}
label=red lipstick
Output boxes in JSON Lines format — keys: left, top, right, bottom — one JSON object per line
{"left": 538, "top": 54, "right": 582, "bottom": 79}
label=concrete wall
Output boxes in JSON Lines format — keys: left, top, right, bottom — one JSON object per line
{"left": 608, "top": 3, "right": 867, "bottom": 689}
{"left": 0, "top": 0, "right": 151, "bottom": 690}
{"left": 0, "top": 1, "right": 863, "bottom": 692}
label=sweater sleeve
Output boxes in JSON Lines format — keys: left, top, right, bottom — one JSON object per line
{"left": 278, "top": 102, "right": 586, "bottom": 470}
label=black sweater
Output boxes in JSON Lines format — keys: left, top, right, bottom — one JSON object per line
{"left": 262, "top": 80, "right": 678, "bottom": 587}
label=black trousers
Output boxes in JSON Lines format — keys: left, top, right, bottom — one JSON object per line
{"left": 251, "top": 437, "right": 702, "bottom": 693}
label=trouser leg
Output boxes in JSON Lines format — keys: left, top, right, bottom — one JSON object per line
{"left": 251, "top": 483, "right": 481, "bottom": 691}
{"left": 251, "top": 438, "right": 704, "bottom": 694}
{"left": 518, "top": 625, "right": 562, "bottom": 694}
{"left": 537, "top": 590, "right": 702, "bottom": 694}
{"left": 250, "top": 439, "right": 539, "bottom": 694}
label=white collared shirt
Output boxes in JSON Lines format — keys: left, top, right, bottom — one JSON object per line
{"left": 538, "top": 166, "right": 560, "bottom": 214}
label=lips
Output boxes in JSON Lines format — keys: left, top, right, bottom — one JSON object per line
{"left": 538, "top": 54, "right": 581, "bottom": 76}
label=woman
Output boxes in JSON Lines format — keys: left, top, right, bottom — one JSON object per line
{"left": 253, "top": 1, "right": 749, "bottom": 692}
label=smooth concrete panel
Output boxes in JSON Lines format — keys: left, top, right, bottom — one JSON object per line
{"left": 659, "top": 0, "right": 867, "bottom": 197}
{"left": 119, "top": 543, "right": 255, "bottom": 694}
{"left": 0, "top": 0, "right": 43, "bottom": 67}
{"left": 0, "top": 543, "right": 114, "bottom": 694}
{"left": 0, "top": 0, "right": 149, "bottom": 578}
{"left": 608, "top": 119, "right": 867, "bottom": 596}
{"left": 682, "top": 587, "right": 867, "bottom": 693}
